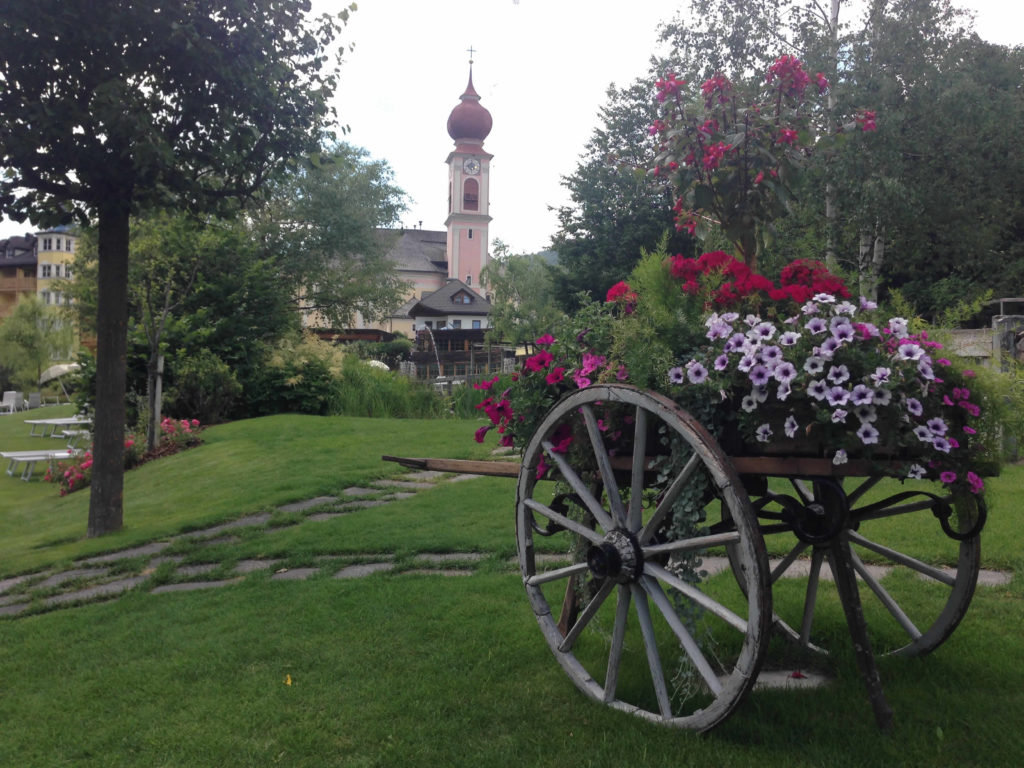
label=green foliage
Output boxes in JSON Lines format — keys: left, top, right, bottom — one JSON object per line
{"left": 334, "top": 357, "right": 444, "bottom": 419}
{"left": 246, "top": 333, "right": 346, "bottom": 417}
{"left": 0, "top": 297, "right": 75, "bottom": 390}
{"left": 482, "top": 243, "right": 565, "bottom": 345}
{"left": 551, "top": 81, "right": 693, "bottom": 310}
{"left": 346, "top": 337, "right": 413, "bottom": 370}
{"left": 164, "top": 348, "right": 241, "bottom": 425}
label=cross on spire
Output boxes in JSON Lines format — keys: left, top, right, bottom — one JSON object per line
{"left": 467, "top": 45, "right": 476, "bottom": 65}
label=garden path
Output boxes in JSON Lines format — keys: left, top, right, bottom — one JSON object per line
{"left": 0, "top": 469, "right": 1012, "bottom": 619}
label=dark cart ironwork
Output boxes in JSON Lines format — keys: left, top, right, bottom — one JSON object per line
{"left": 385, "top": 384, "right": 987, "bottom": 732}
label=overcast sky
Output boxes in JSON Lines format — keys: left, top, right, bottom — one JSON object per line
{"left": 1, "top": 0, "right": 1021, "bottom": 252}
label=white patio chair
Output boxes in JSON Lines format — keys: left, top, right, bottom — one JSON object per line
{"left": 0, "top": 391, "right": 17, "bottom": 414}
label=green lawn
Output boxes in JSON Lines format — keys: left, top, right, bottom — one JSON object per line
{"left": 0, "top": 412, "right": 1021, "bottom": 767}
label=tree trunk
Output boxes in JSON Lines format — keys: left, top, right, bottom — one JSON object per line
{"left": 146, "top": 353, "right": 164, "bottom": 452}
{"left": 824, "top": 0, "right": 842, "bottom": 272}
{"left": 87, "top": 204, "right": 131, "bottom": 537}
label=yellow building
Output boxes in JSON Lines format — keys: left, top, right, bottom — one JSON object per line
{"left": 0, "top": 227, "right": 79, "bottom": 320}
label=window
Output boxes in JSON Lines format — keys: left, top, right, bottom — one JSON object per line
{"left": 40, "top": 264, "right": 52, "bottom": 278}
{"left": 53, "top": 264, "right": 62, "bottom": 278}
{"left": 468, "top": 228, "right": 473, "bottom": 239}
{"left": 41, "top": 291, "right": 51, "bottom": 305}
{"left": 64, "top": 265, "right": 73, "bottom": 279}
{"left": 42, "top": 237, "right": 52, "bottom": 251}
{"left": 424, "top": 320, "right": 433, "bottom": 329}
{"left": 472, "top": 320, "right": 482, "bottom": 329}
{"left": 466, "top": 275, "right": 472, "bottom": 286}
{"left": 451, "top": 319, "right": 462, "bottom": 329}
{"left": 65, "top": 238, "right": 74, "bottom": 252}
{"left": 463, "top": 178, "right": 479, "bottom": 211}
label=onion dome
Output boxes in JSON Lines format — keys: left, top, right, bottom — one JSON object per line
{"left": 446, "top": 71, "right": 492, "bottom": 142}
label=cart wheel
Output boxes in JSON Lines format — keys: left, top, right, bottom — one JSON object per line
{"left": 516, "top": 385, "right": 770, "bottom": 731}
{"left": 753, "top": 477, "right": 983, "bottom": 657}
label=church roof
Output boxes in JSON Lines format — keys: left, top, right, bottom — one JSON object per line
{"left": 378, "top": 228, "right": 447, "bottom": 274}
{"left": 406, "top": 279, "right": 491, "bottom": 317}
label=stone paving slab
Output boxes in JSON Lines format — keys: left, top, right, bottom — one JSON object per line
{"left": 233, "top": 559, "right": 283, "bottom": 574}
{"left": 151, "top": 578, "right": 242, "bottom": 594}
{"left": 414, "top": 552, "right": 487, "bottom": 563}
{"left": 340, "top": 500, "right": 389, "bottom": 510}
{"left": 307, "top": 511, "right": 348, "bottom": 522}
{"left": 44, "top": 576, "right": 147, "bottom": 605}
{"left": 0, "top": 602, "right": 29, "bottom": 617}
{"left": 148, "top": 555, "right": 185, "bottom": 567}
{"left": 380, "top": 492, "right": 417, "bottom": 501}
{"left": 402, "top": 569, "right": 473, "bottom": 577}
{"left": 78, "top": 542, "right": 171, "bottom": 564}
{"left": 278, "top": 496, "right": 338, "bottom": 513}
{"left": 447, "top": 474, "right": 480, "bottom": 483}
{"left": 754, "top": 669, "right": 830, "bottom": 690}
{"left": 342, "top": 486, "right": 379, "bottom": 497}
{"left": 176, "top": 563, "right": 219, "bottom": 578}
{"left": 179, "top": 513, "right": 272, "bottom": 538}
{"left": 371, "top": 480, "right": 435, "bottom": 490}
{"left": 270, "top": 567, "right": 321, "bottom": 581}
{"left": 36, "top": 567, "right": 111, "bottom": 589}
{"left": 0, "top": 575, "right": 32, "bottom": 594}
{"left": 0, "top": 593, "right": 30, "bottom": 607}
{"left": 402, "top": 471, "right": 445, "bottom": 481}
{"left": 333, "top": 562, "right": 395, "bottom": 579}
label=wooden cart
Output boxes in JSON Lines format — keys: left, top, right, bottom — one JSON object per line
{"left": 385, "top": 384, "right": 987, "bottom": 732}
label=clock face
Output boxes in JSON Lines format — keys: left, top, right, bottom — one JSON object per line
{"left": 463, "top": 158, "right": 481, "bottom": 175}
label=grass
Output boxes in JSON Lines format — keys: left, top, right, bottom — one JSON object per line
{"left": 0, "top": 412, "right": 1022, "bottom": 766}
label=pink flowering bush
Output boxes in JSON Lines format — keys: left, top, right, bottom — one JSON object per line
{"left": 45, "top": 418, "right": 205, "bottom": 495}
{"left": 651, "top": 55, "right": 875, "bottom": 269}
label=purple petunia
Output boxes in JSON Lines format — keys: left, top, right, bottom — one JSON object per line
{"left": 850, "top": 384, "right": 874, "bottom": 405}
{"left": 826, "top": 387, "right": 850, "bottom": 407}
{"left": 827, "top": 364, "right": 850, "bottom": 385}
{"left": 668, "top": 366, "right": 685, "bottom": 385}
{"left": 913, "top": 425, "right": 933, "bottom": 443}
{"left": 714, "top": 354, "right": 729, "bottom": 371}
{"left": 873, "top": 388, "right": 892, "bottom": 406}
{"left": 927, "top": 417, "right": 948, "bottom": 436}
{"left": 906, "top": 397, "right": 923, "bottom": 417}
{"left": 907, "top": 463, "right": 926, "bottom": 479}
{"left": 857, "top": 423, "right": 880, "bottom": 445}
{"left": 832, "top": 408, "right": 848, "bottom": 424}
{"left": 854, "top": 404, "right": 877, "bottom": 423}
{"left": 808, "top": 380, "right": 829, "bottom": 401}
{"left": 784, "top": 415, "right": 799, "bottom": 438}
{"left": 805, "top": 317, "right": 828, "bottom": 335}
{"left": 870, "top": 366, "right": 891, "bottom": 385}
{"left": 803, "top": 356, "right": 825, "bottom": 375}
{"left": 832, "top": 449, "right": 848, "bottom": 465}
{"left": 773, "top": 361, "right": 797, "bottom": 384}
{"left": 780, "top": 331, "right": 801, "bottom": 346}
{"left": 755, "top": 423, "right": 773, "bottom": 443}
{"left": 687, "top": 361, "right": 709, "bottom": 384}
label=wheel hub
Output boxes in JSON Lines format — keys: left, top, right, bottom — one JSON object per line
{"left": 586, "top": 528, "right": 643, "bottom": 583}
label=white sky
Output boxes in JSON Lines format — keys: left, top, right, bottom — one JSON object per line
{"left": 1, "top": 0, "right": 1020, "bottom": 253}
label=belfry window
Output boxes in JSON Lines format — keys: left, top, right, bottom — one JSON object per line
{"left": 463, "top": 178, "right": 479, "bottom": 211}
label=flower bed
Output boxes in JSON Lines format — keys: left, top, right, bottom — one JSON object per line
{"left": 45, "top": 417, "right": 204, "bottom": 496}
{"left": 475, "top": 250, "right": 1000, "bottom": 495}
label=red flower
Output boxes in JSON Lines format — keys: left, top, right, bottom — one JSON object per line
{"left": 524, "top": 351, "right": 553, "bottom": 372}
{"left": 856, "top": 109, "right": 877, "bottom": 132}
{"left": 777, "top": 128, "right": 799, "bottom": 145}
{"left": 606, "top": 281, "right": 638, "bottom": 305}
{"left": 545, "top": 367, "right": 565, "bottom": 385}
{"left": 815, "top": 72, "right": 829, "bottom": 94}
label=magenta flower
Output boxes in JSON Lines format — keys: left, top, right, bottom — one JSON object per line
{"left": 939, "top": 471, "right": 957, "bottom": 484}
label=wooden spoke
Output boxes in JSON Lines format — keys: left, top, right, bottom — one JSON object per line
{"left": 848, "top": 530, "right": 955, "bottom": 586}
{"left": 523, "top": 498, "right": 604, "bottom": 545}
{"left": 770, "top": 540, "right": 811, "bottom": 584}
{"left": 645, "top": 562, "right": 747, "bottom": 634}
{"left": 524, "top": 561, "right": 590, "bottom": 587}
{"left": 638, "top": 452, "right": 701, "bottom": 544}
{"left": 631, "top": 582, "right": 674, "bottom": 719}
{"left": 849, "top": 547, "right": 923, "bottom": 641}
{"left": 627, "top": 405, "right": 648, "bottom": 532}
{"left": 643, "top": 576, "right": 723, "bottom": 696}
{"left": 602, "top": 585, "right": 631, "bottom": 703}
{"left": 642, "top": 530, "right": 742, "bottom": 557}
{"left": 580, "top": 404, "right": 627, "bottom": 527}
{"left": 541, "top": 440, "right": 616, "bottom": 533}
{"left": 559, "top": 579, "right": 616, "bottom": 652}
{"left": 847, "top": 475, "right": 882, "bottom": 506}
{"left": 800, "top": 548, "right": 827, "bottom": 645}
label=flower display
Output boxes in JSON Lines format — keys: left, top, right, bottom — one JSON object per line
{"left": 474, "top": 249, "right": 999, "bottom": 496}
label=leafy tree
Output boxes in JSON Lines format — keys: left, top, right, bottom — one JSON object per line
{"left": 247, "top": 143, "right": 410, "bottom": 328}
{"left": 0, "top": 0, "right": 351, "bottom": 535}
{"left": 551, "top": 81, "right": 692, "bottom": 311}
{"left": 0, "top": 297, "right": 75, "bottom": 390}
{"left": 482, "top": 240, "right": 565, "bottom": 346}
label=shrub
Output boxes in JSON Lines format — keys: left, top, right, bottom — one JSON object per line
{"left": 165, "top": 348, "right": 241, "bottom": 424}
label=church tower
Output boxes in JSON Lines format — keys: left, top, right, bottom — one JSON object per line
{"left": 444, "top": 62, "right": 492, "bottom": 291}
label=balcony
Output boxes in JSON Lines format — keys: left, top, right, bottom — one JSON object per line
{"left": 0, "top": 276, "right": 36, "bottom": 293}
